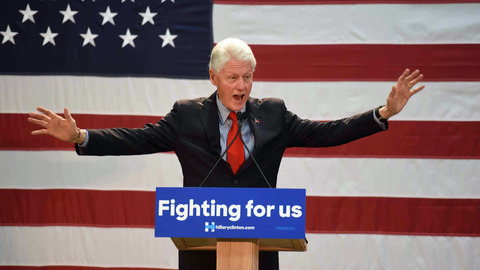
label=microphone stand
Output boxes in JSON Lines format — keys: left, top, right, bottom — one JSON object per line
{"left": 238, "top": 123, "right": 272, "bottom": 188}
{"left": 199, "top": 112, "right": 272, "bottom": 188}
{"left": 199, "top": 112, "right": 244, "bottom": 187}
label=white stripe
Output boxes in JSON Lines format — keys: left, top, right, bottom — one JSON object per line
{"left": 0, "top": 151, "right": 182, "bottom": 191}
{"left": 213, "top": 4, "right": 480, "bottom": 44}
{"left": 2, "top": 75, "right": 478, "bottom": 121}
{"left": 282, "top": 233, "right": 480, "bottom": 270}
{"left": 255, "top": 81, "right": 480, "bottom": 121}
{"left": 2, "top": 151, "right": 479, "bottom": 199}
{"left": 277, "top": 157, "right": 480, "bottom": 198}
{"left": 0, "top": 75, "right": 212, "bottom": 116}
{"left": 0, "top": 226, "right": 177, "bottom": 268}
{"left": 1, "top": 227, "right": 479, "bottom": 269}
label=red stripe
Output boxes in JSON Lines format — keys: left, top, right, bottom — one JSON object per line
{"left": 0, "top": 189, "right": 155, "bottom": 228}
{"left": 214, "top": 0, "right": 480, "bottom": 4}
{"left": 3, "top": 113, "right": 479, "bottom": 159}
{"left": 285, "top": 120, "right": 480, "bottom": 159}
{"left": 251, "top": 44, "right": 480, "bottom": 82}
{"left": 1, "top": 189, "right": 479, "bottom": 236}
{"left": 2, "top": 113, "right": 161, "bottom": 151}
{"left": 306, "top": 196, "right": 480, "bottom": 236}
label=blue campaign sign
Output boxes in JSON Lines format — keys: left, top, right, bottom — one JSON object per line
{"left": 155, "top": 187, "right": 306, "bottom": 239}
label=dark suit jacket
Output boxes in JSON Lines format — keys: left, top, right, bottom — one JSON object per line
{"left": 77, "top": 91, "right": 386, "bottom": 188}
{"left": 76, "top": 91, "right": 386, "bottom": 269}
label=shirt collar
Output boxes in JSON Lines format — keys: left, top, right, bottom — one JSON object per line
{"left": 216, "top": 93, "right": 246, "bottom": 125}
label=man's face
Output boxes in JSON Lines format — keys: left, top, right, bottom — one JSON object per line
{"left": 209, "top": 58, "right": 253, "bottom": 112}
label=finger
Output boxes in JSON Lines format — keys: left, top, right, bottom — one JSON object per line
{"left": 63, "top": 107, "right": 77, "bottom": 125}
{"left": 31, "top": 129, "right": 49, "bottom": 136}
{"left": 405, "top": 69, "right": 420, "bottom": 82}
{"left": 398, "top": 68, "right": 410, "bottom": 82}
{"left": 64, "top": 107, "right": 75, "bottom": 123}
{"left": 28, "top": 112, "right": 50, "bottom": 122}
{"left": 388, "top": 85, "right": 396, "bottom": 100}
{"left": 36, "top": 106, "right": 58, "bottom": 118}
{"left": 36, "top": 106, "right": 49, "bottom": 113}
{"left": 410, "top": 85, "right": 425, "bottom": 96}
{"left": 27, "top": 117, "right": 48, "bottom": 128}
{"left": 409, "top": 73, "right": 424, "bottom": 86}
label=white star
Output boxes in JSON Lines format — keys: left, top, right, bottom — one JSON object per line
{"left": 161, "top": 0, "right": 175, "bottom": 3}
{"left": 139, "top": 7, "right": 157, "bottom": 25}
{"left": 99, "top": 6, "right": 117, "bottom": 26}
{"left": 122, "top": 0, "right": 135, "bottom": 2}
{"left": 119, "top": 28, "right": 137, "bottom": 48}
{"left": 59, "top": 4, "right": 78, "bottom": 24}
{"left": 159, "top": 28, "right": 177, "bottom": 48}
{"left": 80, "top": 27, "right": 98, "bottom": 47}
{"left": 40, "top": 27, "right": 58, "bottom": 46}
{"left": 19, "top": 4, "right": 38, "bottom": 23}
{"left": 1, "top": 25, "right": 18, "bottom": 45}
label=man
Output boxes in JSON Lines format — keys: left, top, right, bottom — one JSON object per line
{"left": 28, "top": 38, "right": 424, "bottom": 269}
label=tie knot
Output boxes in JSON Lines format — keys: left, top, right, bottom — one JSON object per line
{"left": 228, "top": 111, "right": 237, "bottom": 122}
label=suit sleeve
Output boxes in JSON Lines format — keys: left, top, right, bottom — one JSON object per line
{"left": 282, "top": 100, "right": 387, "bottom": 148}
{"left": 76, "top": 101, "right": 181, "bottom": 156}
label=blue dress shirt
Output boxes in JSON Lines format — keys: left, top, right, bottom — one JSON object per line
{"left": 216, "top": 94, "right": 255, "bottom": 161}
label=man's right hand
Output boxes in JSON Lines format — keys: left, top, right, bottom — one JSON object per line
{"left": 28, "top": 107, "right": 85, "bottom": 144}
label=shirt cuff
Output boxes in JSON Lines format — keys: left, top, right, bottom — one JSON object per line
{"left": 373, "top": 109, "right": 387, "bottom": 130}
{"left": 78, "top": 129, "right": 89, "bottom": 147}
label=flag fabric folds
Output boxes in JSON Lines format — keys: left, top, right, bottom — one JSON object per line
{"left": 1, "top": 0, "right": 480, "bottom": 269}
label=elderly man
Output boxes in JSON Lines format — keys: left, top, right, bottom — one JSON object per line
{"left": 29, "top": 38, "right": 424, "bottom": 269}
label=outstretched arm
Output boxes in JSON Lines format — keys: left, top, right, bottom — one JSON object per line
{"left": 28, "top": 107, "right": 86, "bottom": 144}
{"left": 379, "top": 69, "right": 425, "bottom": 119}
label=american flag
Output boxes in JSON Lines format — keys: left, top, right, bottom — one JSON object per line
{"left": 1, "top": 0, "right": 480, "bottom": 269}
{"left": 0, "top": 0, "right": 211, "bottom": 77}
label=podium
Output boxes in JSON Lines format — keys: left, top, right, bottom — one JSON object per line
{"left": 171, "top": 237, "right": 307, "bottom": 270}
{"left": 155, "top": 187, "right": 307, "bottom": 270}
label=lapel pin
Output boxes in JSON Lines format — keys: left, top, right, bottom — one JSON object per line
{"left": 255, "top": 118, "right": 260, "bottom": 124}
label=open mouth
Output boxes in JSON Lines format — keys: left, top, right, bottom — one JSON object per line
{"left": 233, "top": 94, "right": 245, "bottom": 102}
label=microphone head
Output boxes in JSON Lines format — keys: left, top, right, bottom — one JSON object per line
{"left": 237, "top": 111, "right": 247, "bottom": 121}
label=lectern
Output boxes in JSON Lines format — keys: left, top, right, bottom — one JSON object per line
{"left": 171, "top": 237, "right": 307, "bottom": 270}
{"left": 155, "top": 187, "right": 307, "bottom": 270}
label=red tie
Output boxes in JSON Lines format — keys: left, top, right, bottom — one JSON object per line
{"left": 227, "top": 112, "right": 245, "bottom": 174}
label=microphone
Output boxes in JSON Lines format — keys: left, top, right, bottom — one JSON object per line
{"left": 236, "top": 111, "right": 247, "bottom": 126}
{"left": 238, "top": 114, "right": 272, "bottom": 188}
{"left": 199, "top": 112, "right": 245, "bottom": 187}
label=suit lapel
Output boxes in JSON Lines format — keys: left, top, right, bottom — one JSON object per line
{"left": 199, "top": 94, "right": 266, "bottom": 169}
{"left": 200, "top": 92, "right": 222, "bottom": 158}
{"left": 246, "top": 98, "right": 265, "bottom": 154}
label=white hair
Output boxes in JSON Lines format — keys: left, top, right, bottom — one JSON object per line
{"left": 209, "top": 38, "right": 256, "bottom": 74}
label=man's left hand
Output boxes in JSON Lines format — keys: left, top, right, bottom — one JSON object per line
{"left": 380, "top": 68, "right": 425, "bottom": 119}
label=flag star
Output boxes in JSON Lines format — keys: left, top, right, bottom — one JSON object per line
{"left": 159, "top": 28, "right": 177, "bottom": 48}
{"left": 19, "top": 4, "right": 38, "bottom": 23}
{"left": 59, "top": 4, "right": 78, "bottom": 24}
{"left": 80, "top": 27, "right": 98, "bottom": 47}
{"left": 139, "top": 7, "right": 157, "bottom": 25}
{"left": 119, "top": 28, "right": 137, "bottom": 48}
{"left": 40, "top": 27, "right": 58, "bottom": 46}
{"left": 1, "top": 25, "right": 18, "bottom": 45}
{"left": 99, "top": 6, "right": 117, "bottom": 26}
